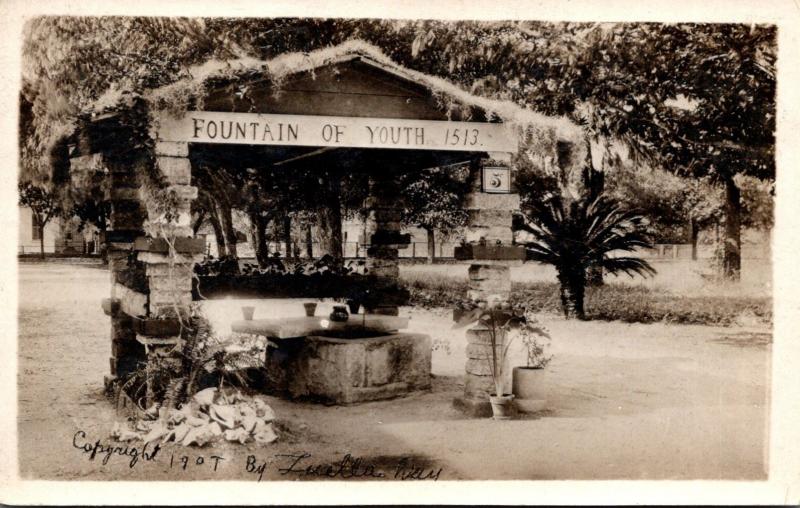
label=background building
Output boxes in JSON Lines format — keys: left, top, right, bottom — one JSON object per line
{"left": 18, "top": 206, "right": 99, "bottom": 255}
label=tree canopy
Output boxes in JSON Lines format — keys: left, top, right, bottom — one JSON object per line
{"left": 20, "top": 18, "right": 775, "bottom": 277}
{"left": 22, "top": 18, "right": 776, "bottom": 188}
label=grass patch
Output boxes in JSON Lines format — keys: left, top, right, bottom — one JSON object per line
{"left": 579, "top": 284, "right": 771, "bottom": 326}
{"left": 404, "top": 272, "right": 469, "bottom": 309}
{"left": 402, "top": 271, "right": 772, "bottom": 326}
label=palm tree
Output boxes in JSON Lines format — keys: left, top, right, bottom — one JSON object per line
{"left": 516, "top": 192, "right": 656, "bottom": 319}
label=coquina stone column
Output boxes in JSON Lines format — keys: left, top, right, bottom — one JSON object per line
{"left": 95, "top": 131, "right": 202, "bottom": 405}
{"left": 84, "top": 151, "right": 150, "bottom": 392}
{"left": 141, "top": 141, "right": 199, "bottom": 318}
{"left": 454, "top": 153, "right": 523, "bottom": 417}
{"left": 364, "top": 172, "right": 410, "bottom": 316}
{"left": 132, "top": 140, "right": 203, "bottom": 405}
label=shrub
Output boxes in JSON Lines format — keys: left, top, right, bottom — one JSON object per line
{"left": 402, "top": 272, "right": 468, "bottom": 309}
{"left": 194, "top": 255, "right": 240, "bottom": 277}
{"left": 405, "top": 275, "right": 772, "bottom": 327}
{"left": 580, "top": 284, "right": 772, "bottom": 326}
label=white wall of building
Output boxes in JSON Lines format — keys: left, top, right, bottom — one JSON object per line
{"left": 18, "top": 206, "right": 59, "bottom": 254}
{"left": 18, "top": 206, "right": 99, "bottom": 255}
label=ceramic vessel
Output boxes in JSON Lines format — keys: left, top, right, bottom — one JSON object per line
{"left": 329, "top": 305, "right": 349, "bottom": 322}
{"left": 489, "top": 394, "right": 515, "bottom": 420}
{"left": 346, "top": 299, "right": 361, "bottom": 314}
{"left": 512, "top": 366, "right": 547, "bottom": 413}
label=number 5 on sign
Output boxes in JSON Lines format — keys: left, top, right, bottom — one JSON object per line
{"left": 482, "top": 167, "right": 511, "bottom": 194}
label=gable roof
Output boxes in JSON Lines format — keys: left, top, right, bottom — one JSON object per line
{"left": 92, "top": 39, "right": 583, "bottom": 145}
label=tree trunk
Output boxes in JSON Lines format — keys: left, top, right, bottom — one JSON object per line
{"left": 426, "top": 227, "right": 436, "bottom": 264}
{"left": 250, "top": 212, "right": 270, "bottom": 268}
{"left": 690, "top": 218, "right": 699, "bottom": 261}
{"left": 248, "top": 223, "right": 258, "bottom": 260}
{"left": 192, "top": 209, "right": 206, "bottom": 235}
{"left": 39, "top": 224, "right": 45, "bottom": 259}
{"left": 305, "top": 224, "right": 313, "bottom": 259}
{"left": 216, "top": 201, "right": 238, "bottom": 259}
{"left": 722, "top": 176, "right": 742, "bottom": 280}
{"left": 586, "top": 262, "right": 603, "bottom": 286}
{"left": 97, "top": 214, "right": 108, "bottom": 263}
{"left": 207, "top": 207, "right": 226, "bottom": 258}
{"left": 557, "top": 266, "right": 586, "bottom": 320}
{"left": 283, "top": 214, "right": 292, "bottom": 260}
{"left": 316, "top": 172, "right": 344, "bottom": 267}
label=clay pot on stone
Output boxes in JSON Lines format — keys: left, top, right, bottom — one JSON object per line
{"left": 241, "top": 306, "right": 255, "bottom": 321}
{"left": 512, "top": 367, "right": 547, "bottom": 413}
{"left": 346, "top": 299, "right": 361, "bottom": 314}
{"left": 489, "top": 394, "right": 515, "bottom": 420}
{"left": 303, "top": 302, "right": 317, "bottom": 317}
{"left": 329, "top": 305, "right": 349, "bottom": 322}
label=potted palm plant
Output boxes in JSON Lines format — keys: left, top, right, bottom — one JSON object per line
{"left": 454, "top": 299, "right": 539, "bottom": 420}
{"left": 512, "top": 320, "right": 552, "bottom": 413}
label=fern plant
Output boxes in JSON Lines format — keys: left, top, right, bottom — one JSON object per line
{"left": 117, "top": 309, "right": 263, "bottom": 416}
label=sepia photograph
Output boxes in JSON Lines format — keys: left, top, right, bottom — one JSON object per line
{"left": 2, "top": 0, "right": 799, "bottom": 504}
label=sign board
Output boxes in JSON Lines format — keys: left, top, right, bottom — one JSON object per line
{"left": 482, "top": 166, "right": 511, "bottom": 193}
{"left": 157, "top": 111, "right": 517, "bottom": 153}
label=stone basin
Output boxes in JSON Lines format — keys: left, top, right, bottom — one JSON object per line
{"left": 281, "top": 333, "right": 432, "bottom": 404}
{"left": 231, "top": 314, "right": 410, "bottom": 339}
{"left": 232, "top": 314, "right": 431, "bottom": 404}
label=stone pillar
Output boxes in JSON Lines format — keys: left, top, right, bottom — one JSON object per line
{"left": 142, "top": 141, "right": 196, "bottom": 315}
{"left": 462, "top": 264, "right": 511, "bottom": 406}
{"left": 364, "top": 173, "right": 410, "bottom": 316}
{"left": 96, "top": 135, "right": 201, "bottom": 405}
{"left": 454, "top": 153, "right": 522, "bottom": 417}
{"left": 133, "top": 140, "right": 202, "bottom": 406}
{"left": 85, "top": 151, "right": 150, "bottom": 391}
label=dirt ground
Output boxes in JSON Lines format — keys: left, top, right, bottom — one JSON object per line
{"left": 17, "top": 263, "right": 770, "bottom": 481}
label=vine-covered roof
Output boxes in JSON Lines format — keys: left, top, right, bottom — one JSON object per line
{"left": 87, "top": 39, "right": 583, "bottom": 145}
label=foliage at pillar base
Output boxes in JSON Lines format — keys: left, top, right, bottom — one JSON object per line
{"left": 116, "top": 306, "right": 264, "bottom": 415}
{"left": 516, "top": 189, "right": 656, "bottom": 320}
{"left": 520, "top": 323, "right": 552, "bottom": 369}
{"left": 453, "top": 300, "right": 549, "bottom": 397}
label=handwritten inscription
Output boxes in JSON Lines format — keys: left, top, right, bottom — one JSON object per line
{"left": 159, "top": 111, "right": 517, "bottom": 152}
{"left": 170, "top": 453, "right": 225, "bottom": 471}
{"left": 72, "top": 431, "right": 443, "bottom": 480}
{"left": 265, "top": 452, "right": 442, "bottom": 481}
{"left": 72, "top": 430, "right": 161, "bottom": 468}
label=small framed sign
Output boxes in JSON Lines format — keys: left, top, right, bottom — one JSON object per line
{"left": 481, "top": 166, "right": 511, "bottom": 194}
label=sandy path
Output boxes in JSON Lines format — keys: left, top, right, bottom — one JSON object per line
{"left": 17, "top": 264, "right": 770, "bottom": 480}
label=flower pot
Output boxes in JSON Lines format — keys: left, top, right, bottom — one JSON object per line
{"left": 241, "top": 306, "right": 255, "bottom": 321}
{"left": 346, "top": 299, "right": 361, "bottom": 314}
{"left": 329, "top": 305, "right": 349, "bottom": 322}
{"left": 488, "top": 394, "right": 515, "bottom": 420}
{"left": 303, "top": 302, "right": 317, "bottom": 317}
{"left": 512, "top": 366, "right": 547, "bottom": 413}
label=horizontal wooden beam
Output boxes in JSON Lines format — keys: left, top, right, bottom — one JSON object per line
{"left": 159, "top": 111, "right": 518, "bottom": 152}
